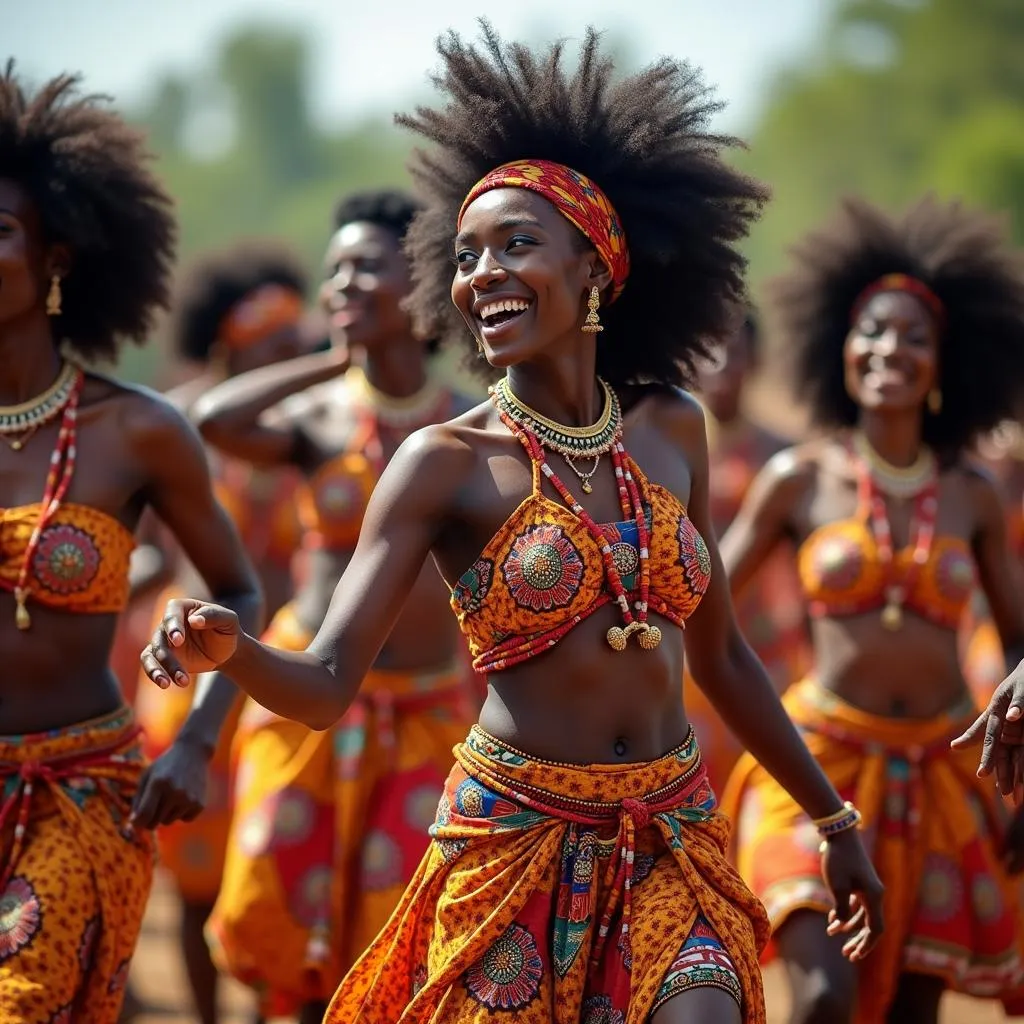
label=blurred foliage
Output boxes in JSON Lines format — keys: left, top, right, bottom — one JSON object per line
{"left": 119, "top": 2, "right": 1024, "bottom": 390}
{"left": 740, "top": 0, "right": 1024, "bottom": 289}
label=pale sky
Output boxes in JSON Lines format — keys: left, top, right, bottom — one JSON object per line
{"left": 9, "top": 0, "right": 829, "bottom": 132}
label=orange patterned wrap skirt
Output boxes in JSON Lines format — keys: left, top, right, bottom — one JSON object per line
{"left": 722, "top": 678, "right": 1024, "bottom": 1022}
{"left": 0, "top": 707, "right": 154, "bottom": 1022}
{"left": 325, "top": 726, "right": 770, "bottom": 1024}
{"left": 207, "top": 605, "right": 473, "bottom": 1015}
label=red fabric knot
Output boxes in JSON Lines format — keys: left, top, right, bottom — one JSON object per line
{"left": 621, "top": 797, "right": 650, "bottom": 830}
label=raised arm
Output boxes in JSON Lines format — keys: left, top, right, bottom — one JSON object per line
{"left": 663, "top": 396, "right": 883, "bottom": 958}
{"left": 141, "top": 423, "right": 473, "bottom": 731}
{"left": 191, "top": 347, "right": 350, "bottom": 467}
{"left": 718, "top": 448, "right": 806, "bottom": 595}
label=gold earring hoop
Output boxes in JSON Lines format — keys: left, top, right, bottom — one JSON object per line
{"left": 581, "top": 286, "right": 603, "bottom": 334}
{"left": 927, "top": 388, "right": 943, "bottom": 414}
{"left": 46, "top": 274, "right": 62, "bottom": 317}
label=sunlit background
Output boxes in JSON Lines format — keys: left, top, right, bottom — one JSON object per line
{"left": 11, "top": 0, "right": 1023, "bottom": 398}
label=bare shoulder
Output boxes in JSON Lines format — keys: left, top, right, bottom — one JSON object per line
{"left": 642, "top": 386, "right": 708, "bottom": 454}
{"left": 82, "top": 371, "right": 204, "bottom": 458}
{"left": 954, "top": 456, "right": 1005, "bottom": 525}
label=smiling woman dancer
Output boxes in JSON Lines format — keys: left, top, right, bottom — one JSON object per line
{"left": 141, "top": 26, "right": 884, "bottom": 1024}
{"left": 0, "top": 66, "right": 261, "bottom": 1021}
{"left": 720, "top": 196, "right": 1024, "bottom": 1024}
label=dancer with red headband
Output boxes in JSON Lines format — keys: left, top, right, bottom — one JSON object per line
{"left": 142, "top": 27, "right": 883, "bottom": 1024}
{"left": 719, "top": 196, "right": 1024, "bottom": 1023}
{"left": 132, "top": 241, "right": 310, "bottom": 1024}
{"left": 0, "top": 66, "right": 262, "bottom": 1022}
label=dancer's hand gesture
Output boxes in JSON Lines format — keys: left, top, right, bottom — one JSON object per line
{"left": 140, "top": 597, "right": 241, "bottom": 688}
{"left": 821, "top": 830, "right": 885, "bottom": 961}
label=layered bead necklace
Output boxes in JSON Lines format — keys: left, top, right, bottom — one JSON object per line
{"left": 0, "top": 361, "right": 86, "bottom": 629}
{"left": 850, "top": 432, "right": 939, "bottom": 631}
{"left": 0, "top": 359, "right": 79, "bottom": 451}
{"left": 490, "top": 376, "right": 662, "bottom": 651}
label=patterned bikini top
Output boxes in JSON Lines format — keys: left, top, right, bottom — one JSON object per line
{"left": 797, "top": 503, "right": 976, "bottom": 631}
{"left": 451, "top": 453, "right": 713, "bottom": 673}
{"left": 0, "top": 502, "right": 134, "bottom": 615}
{"left": 213, "top": 457, "right": 302, "bottom": 568}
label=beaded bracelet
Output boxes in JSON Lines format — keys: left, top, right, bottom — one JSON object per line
{"left": 813, "top": 801, "right": 863, "bottom": 838}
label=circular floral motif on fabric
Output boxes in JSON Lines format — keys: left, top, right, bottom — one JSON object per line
{"left": 406, "top": 784, "right": 443, "bottom": 834}
{"left": 78, "top": 915, "right": 99, "bottom": 973}
{"left": 33, "top": 524, "right": 100, "bottom": 595}
{"left": 677, "top": 519, "right": 712, "bottom": 594}
{"left": 610, "top": 541, "right": 639, "bottom": 580}
{"left": 0, "top": 876, "right": 42, "bottom": 964}
{"left": 361, "top": 829, "right": 403, "bottom": 891}
{"left": 272, "top": 788, "right": 315, "bottom": 845}
{"left": 453, "top": 559, "right": 494, "bottom": 615}
{"left": 293, "top": 865, "right": 334, "bottom": 927}
{"left": 454, "top": 778, "right": 487, "bottom": 818}
{"left": 935, "top": 547, "right": 975, "bottom": 602}
{"left": 502, "top": 524, "right": 584, "bottom": 612}
{"left": 919, "top": 853, "right": 964, "bottom": 922}
{"left": 581, "top": 993, "right": 626, "bottom": 1024}
{"left": 464, "top": 922, "right": 544, "bottom": 1010}
{"left": 810, "top": 533, "right": 862, "bottom": 592}
{"left": 971, "top": 874, "right": 1004, "bottom": 924}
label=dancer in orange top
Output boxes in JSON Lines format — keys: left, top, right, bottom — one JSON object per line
{"left": 686, "top": 311, "right": 810, "bottom": 793}
{"left": 194, "top": 191, "right": 476, "bottom": 1023}
{"left": 133, "top": 242, "right": 308, "bottom": 1024}
{"left": 0, "top": 66, "right": 260, "bottom": 1022}
{"left": 143, "top": 27, "right": 883, "bottom": 1024}
{"left": 719, "top": 197, "right": 1024, "bottom": 1023}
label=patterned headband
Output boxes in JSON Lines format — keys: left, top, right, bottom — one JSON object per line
{"left": 457, "top": 159, "right": 630, "bottom": 301}
{"left": 851, "top": 273, "right": 945, "bottom": 329}
{"left": 218, "top": 284, "right": 305, "bottom": 351}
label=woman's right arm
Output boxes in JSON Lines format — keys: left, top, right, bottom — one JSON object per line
{"left": 191, "top": 348, "right": 350, "bottom": 466}
{"left": 719, "top": 449, "right": 807, "bottom": 592}
{"left": 141, "top": 424, "right": 473, "bottom": 730}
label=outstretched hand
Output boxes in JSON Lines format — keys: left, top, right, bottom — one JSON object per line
{"left": 140, "top": 597, "right": 241, "bottom": 689}
{"left": 820, "top": 830, "right": 885, "bottom": 961}
{"left": 951, "top": 675, "right": 1024, "bottom": 805}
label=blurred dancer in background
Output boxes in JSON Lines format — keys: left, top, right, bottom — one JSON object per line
{"left": 721, "top": 196, "right": 1024, "bottom": 1023}
{"left": 687, "top": 310, "right": 810, "bottom": 793}
{"left": 133, "top": 241, "right": 309, "bottom": 1024}
{"left": 0, "top": 65, "right": 260, "bottom": 1021}
{"left": 195, "top": 190, "right": 475, "bottom": 1023}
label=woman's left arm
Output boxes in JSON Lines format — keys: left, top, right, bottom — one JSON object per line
{"left": 127, "top": 393, "right": 263, "bottom": 828}
{"left": 663, "top": 393, "right": 884, "bottom": 958}
{"left": 952, "top": 470, "right": 1024, "bottom": 811}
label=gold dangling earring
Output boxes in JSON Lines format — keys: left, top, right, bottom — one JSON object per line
{"left": 46, "top": 274, "right": 62, "bottom": 317}
{"left": 581, "top": 286, "right": 603, "bottom": 334}
{"left": 927, "top": 388, "right": 942, "bottom": 414}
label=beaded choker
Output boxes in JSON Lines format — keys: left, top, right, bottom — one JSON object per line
{"left": 491, "top": 376, "right": 622, "bottom": 493}
{"left": 0, "top": 360, "right": 79, "bottom": 451}
{"left": 851, "top": 431, "right": 937, "bottom": 500}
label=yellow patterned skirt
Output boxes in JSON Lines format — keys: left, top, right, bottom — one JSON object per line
{"left": 207, "top": 606, "right": 474, "bottom": 1015}
{"left": 722, "top": 678, "right": 1024, "bottom": 1022}
{"left": 325, "top": 726, "right": 770, "bottom": 1024}
{"left": 0, "top": 707, "right": 153, "bottom": 1022}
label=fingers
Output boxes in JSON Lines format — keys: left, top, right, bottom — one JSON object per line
{"left": 826, "top": 903, "right": 864, "bottom": 937}
{"left": 950, "top": 710, "right": 990, "bottom": 752}
{"left": 830, "top": 887, "right": 852, "bottom": 923}
{"left": 149, "top": 626, "right": 190, "bottom": 687}
{"left": 184, "top": 603, "right": 238, "bottom": 633}
{"left": 843, "top": 881, "right": 885, "bottom": 962}
{"left": 129, "top": 770, "right": 166, "bottom": 831}
{"left": 162, "top": 597, "right": 200, "bottom": 647}
{"left": 981, "top": 710, "right": 1005, "bottom": 782}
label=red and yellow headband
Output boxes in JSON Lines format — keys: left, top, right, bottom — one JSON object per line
{"left": 219, "top": 284, "right": 305, "bottom": 352}
{"left": 851, "top": 273, "right": 945, "bottom": 329}
{"left": 457, "top": 159, "right": 630, "bottom": 301}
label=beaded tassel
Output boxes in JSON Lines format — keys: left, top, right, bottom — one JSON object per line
{"left": 9, "top": 370, "right": 84, "bottom": 630}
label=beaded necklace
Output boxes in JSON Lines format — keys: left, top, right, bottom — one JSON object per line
{"left": 853, "top": 449, "right": 939, "bottom": 631}
{"left": 347, "top": 365, "right": 450, "bottom": 430}
{"left": 0, "top": 360, "right": 79, "bottom": 451}
{"left": 5, "top": 368, "right": 85, "bottom": 630}
{"left": 852, "top": 430, "right": 937, "bottom": 500}
{"left": 491, "top": 376, "right": 621, "bottom": 493}
{"left": 492, "top": 393, "right": 662, "bottom": 652}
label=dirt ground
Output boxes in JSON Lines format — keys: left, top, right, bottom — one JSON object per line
{"left": 128, "top": 870, "right": 1005, "bottom": 1024}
